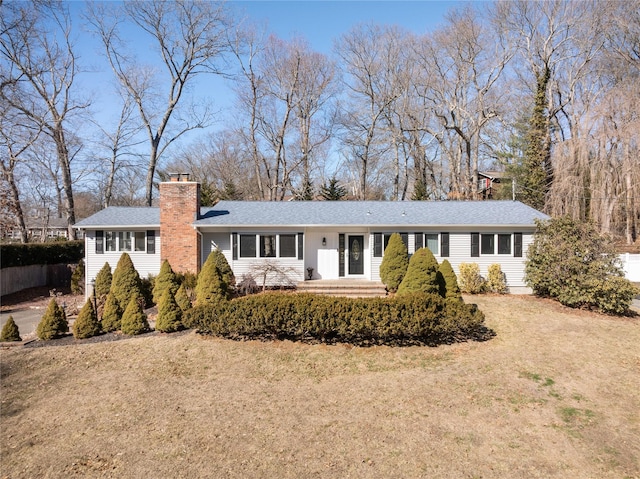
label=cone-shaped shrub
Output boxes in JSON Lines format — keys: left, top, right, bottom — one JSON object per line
{"left": 71, "top": 259, "right": 85, "bottom": 295}
{"left": 1, "top": 316, "right": 21, "bottom": 342}
{"left": 379, "top": 233, "right": 409, "bottom": 293}
{"left": 438, "top": 259, "right": 462, "bottom": 301}
{"left": 153, "top": 260, "right": 179, "bottom": 305}
{"left": 156, "top": 289, "right": 183, "bottom": 333}
{"left": 195, "top": 249, "right": 233, "bottom": 305}
{"left": 101, "top": 293, "right": 122, "bottom": 332}
{"left": 175, "top": 283, "right": 192, "bottom": 311}
{"left": 487, "top": 264, "right": 508, "bottom": 294}
{"left": 72, "top": 299, "right": 101, "bottom": 339}
{"left": 36, "top": 298, "right": 69, "bottom": 340}
{"left": 397, "top": 247, "right": 439, "bottom": 295}
{"left": 94, "top": 262, "right": 112, "bottom": 299}
{"left": 110, "top": 253, "right": 142, "bottom": 310}
{"left": 120, "top": 296, "right": 149, "bottom": 335}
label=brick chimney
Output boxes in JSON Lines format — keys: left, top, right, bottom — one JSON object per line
{"left": 160, "top": 173, "right": 201, "bottom": 274}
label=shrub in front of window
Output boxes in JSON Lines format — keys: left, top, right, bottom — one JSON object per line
{"left": 101, "top": 293, "right": 122, "bottom": 332}
{"left": 195, "top": 249, "right": 233, "bottom": 305}
{"left": 397, "top": 247, "right": 439, "bottom": 296}
{"left": 379, "top": 233, "right": 409, "bottom": 293}
{"left": 110, "top": 253, "right": 143, "bottom": 311}
{"left": 526, "top": 217, "right": 639, "bottom": 314}
{"left": 152, "top": 260, "right": 179, "bottom": 305}
{"left": 156, "top": 288, "right": 183, "bottom": 333}
{"left": 437, "top": 259, "right": 462, "bottom": 301}
{"left": 458, "top": 263, "right": 486, "bottom": 294}
{"left": 72, "top": 299, "right": 101, "bottom": 339}
{"left": 36, "top": 299, "right": 69, "bottom": 340}
{"left": 120, "top": 296, "right": 149, "bottom": 335}
{"left": 71, "top": 258, "right": 85, "bottom": 295}
{"left": 1, "top": 316, "right": 21, "bottom": 342}
{"left": 175, "top": 283, "right": 193, "bottom": 311}
{"left": 487, "top": 264, "right": 508, "bottom": 294}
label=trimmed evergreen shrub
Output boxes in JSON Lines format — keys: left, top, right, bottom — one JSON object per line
{"left": 175, "top": 283, "right": 192, "bottom": 311}
{"left": 71, "top": 259, "right": 85, "bottom": 295}
{"left": 379, "top": 233, "right": 409, "bottom": 293}
{"left": 110, "top": 253, "right": 143, "bottom": 310}
{"left": 1, "top": 316, "right": 21, "bottom": 342}
{"left": 72, "top": 299, "right": 101, "bottom": 339}
{"left": 195, "top": 249, "right": 234, "bottom": 305}
{"left": 140, "top": 276, "right": 154, "bottom": 308}
{"left": 94, "top": 262, "right": 112, "bottom": 299}
{"left": 487, "top": 264, "right": 508, "bottom": 294}
{"left": 397, "top": 247, "right": 439, "bottom": 295}
{"left": 101, "top": 293, "right": 122, "bottom": 332}
{"left": 120, "top": 296, "right": 149, "bottom": 335}
{"left": 155, "top": 289, "right": 183, "bottom": 333}
{"left": 0, "top": 240, "right": 83, "bottom": 269}
{"left": 438, "top": 259, "right": 462, "bottom": 301}
{"left": 36, "top": 298, "right": 69, "bottom": 340}
{"left": 153, "top": 260, "right": 179, "bottom": 305}
{"left": 458, "top": 263, "right": 486, "bottom": 294}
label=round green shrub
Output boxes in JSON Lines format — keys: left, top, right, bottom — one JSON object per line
{"left": 71, "top": 259, "right": 85, "bottom": 295}
{"left": 101, "top": 293, "right": 122, "bottom": 332}
{"left": 153, "top": 260, "right": 179, "bottom": 305}
{"left": 438, "top": 259, "right": 462, "bottom": 301}
{"left": 458, "top": 263, "right": 486, "bottom": 294}
{"left": 397, "top": 247, "right": 439, "bottom": 295}
{"left": 175, "top": 283, "right": 192, "bottom": 311}
{"left": 72, "top": 299, "right": 101, "bottom": 339}
{"left": 110, "top": 253, "right": 142, "bottom": 309}
{"left": 120, "top": 296, "right": 149, "bottom": 335}
{"left": 487, "top": 264, "right": 508, "bottom": 294}
{"left": 1, "top": 316, "right": 21, "bottom": 342}
{"left": 155, "top": 289, "right": 183, "bottom": 333}
{"left": 379, "top": 233, "right": 409, "bottom": 293}
{"left": 195, "top": 249, "right": 234, "bottom": 305}
{"left": 36, "top": 298, "right": 69, "bottom": 340}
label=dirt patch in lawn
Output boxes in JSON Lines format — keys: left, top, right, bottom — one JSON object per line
{"left": 1, "top": 295, "right": 639, "bottom": 478}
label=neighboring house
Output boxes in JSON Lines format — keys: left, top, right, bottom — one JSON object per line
{"left": 3, "top": 216, "right": 70, "bottom": 242}
{"left": 74, "top": 174, "right": 549, "bottom": 296}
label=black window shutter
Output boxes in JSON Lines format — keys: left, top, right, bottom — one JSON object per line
{"left": 514, "top": 232, "right": 523, "bottom": 257}
{"left": 441, "top": 232, "right": 450, "bottom": 257}
{"left": 96, "top": 230, "right": 104, "bottom": 254}
{"left": 400, "top": 233, "right": 408, "bottom": 248}
{"left": 339, "top": 234, "right": 345, "bottom": 277}
{"left": 232, "top": 233, "right": 238, "bottom": 260}
{"left": 471, "top": 233, "right": 480, "bottom": 257}
{"left": 373, "top": 233, "right": 382, "bottom": 257}
{"left": 415, "top": 233, "right": 423, "bottom": 251}
{"left": 297, "top": 232, "right": 304, "bottom": 260}
{"left": 146, "top": 230, "right": 155, "bottom": 254}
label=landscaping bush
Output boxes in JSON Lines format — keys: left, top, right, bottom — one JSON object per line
{"left": 183, "top": 292, "right": 486, "bottom": 346}
{"left": 94, "top": 262, "right": 112, "bottom": 306}
{"left": 195, "top": 249, "right": 234, "bottom": 305}
{"left": 1, "top": 316, "right": 21, "bottom": 342}
{"left": 71, "top": 259, "right": 85, "bottom": 295}
{"left": 72, "top": 299, "right": 101, "bottom": 339}
{"left": 36, "top": 298, "right": 69, "bottom": 340}
{"left": 0, "top": 240, "right": 83, "bottom": 268}
{"left": 379, "top": 233, "right": 409, "bottom": 293}
{"left": 438, "top": 259, "right": 462, "bottom": 301}
{"left": 101, "top": 293, "right": 122, "bottom": 332}
{"left": 526, "top": 216, "right": 639, "bottom": 314}
{"left": 397, "top": 247, "right": 440, "bottom": 296}
{"left": 487, "top": 264, "right": 508, "bottom": 294}
{"left": 458, "top": 263, "right": 486, "bottom": 294}
{"left": 110, "top": 253, "right": 143, "bottom": 309}
{"left": 155, "top": 289, "right": 183, "bottom": 333}
{"left": 152, "top": 260, "right": 179, "bottom": 305}
{"left": 175, "top": 284, "right": 192, "bottom": 311}
{"left": 120, "top": 296, "right": 149, "bottom": 335}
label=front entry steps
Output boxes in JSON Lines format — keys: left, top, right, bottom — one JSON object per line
{"left": 296, "top": 279, "right": 388, "bottom": 298}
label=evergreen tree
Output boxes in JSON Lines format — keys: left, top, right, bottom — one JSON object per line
{"left": 437, "top": 259, "right": 462, "bottom": 301}
{"left": 295, "top": 176, "right": 315, "bottom": 200}
{"left": 94, "top": 262, "right": 112, "bottom": 301}
{"left": 71, "top": 259, "right": 85, "bottom": 295}
{"left": 320, "top": 176, "right": 347, "bottom": 200}
{"left": 120, "top": 296, "right": 149, "bottom": 335}
{"left": 152, "top": 260, "right": 179, "bottom": 305}
{"left": 411, "top": 178, "right": 428, "bottom": 200}
{"left": 1, "top": 316, "right": 21, "bottom": 342}
{"left": 110, "top": 253, "right": 142, "bottom": 311}
{"left": 155, "top": 289, "right": 183, "bottom": 333}
{"left": 101, "top": 293, "right": 122, "bottom": 332}
{"left": 175, "top": 283, "right": 192, "bottom": 311}
{"left": 379, "top": 233, "right": 409, "bottom": 293}
{"left": 195, "top": 250, "right": 228, "bottom": 306}
{"left": 397, "top": 247, "right": 440, "bottom": 295}
{"left": 72, "top": 299, "right": 101, "bottom": 339}
{"left": 36, "top": 299, "right": 69, "bottom": 340}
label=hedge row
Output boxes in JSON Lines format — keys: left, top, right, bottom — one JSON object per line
{"left": 0, "top": 241, "right": 84, "bottom": 269}
{"left": 183, "top": 292, "right": 486, "bottom": 346}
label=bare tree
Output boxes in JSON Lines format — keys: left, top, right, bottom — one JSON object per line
{"left": 86, "top": 0, "right": 232, "bottom": 206}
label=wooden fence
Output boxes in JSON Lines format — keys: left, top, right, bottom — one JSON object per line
{"left": 0, "top": 264, "right": 72, "bottom": 297}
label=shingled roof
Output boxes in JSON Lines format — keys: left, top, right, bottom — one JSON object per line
{"left": 74, "top": 207, "right": 160, "bottom": 228}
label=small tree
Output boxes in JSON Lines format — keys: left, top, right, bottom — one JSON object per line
{"left": 94, "top": 262, "right": 112, "bottom": 309}
{"left": 36, "top": 299, "right": 69, "bottom": 340}
{"left": 110, "top": 253, "right": 142, "bottom": 310}
{"left": 379, "top": 233, "right": 409, "bottom": 293}
{"left": 72, "top": 299, "right": 101, "bottom": 339}
{"left": 120, "top": 296, "right": 149, "bottom": 335}
{"left": 101, "top": 293, "right": 122, "bottom": 332}
{"left": 195, "top": 249, "right": 234, "bottom": 305}
{"left": 437, "top": 259, "right": 462, "bottom": 301}
{"left": 320, "top": 176, "right": 347, "bottom": 200}
{"left": 152, "top": 260, "right": 179, "bottom": 305}
{"left": 155, "top": 289, "right": 183, "bottom": 333}
{"left": 175, "top": 283, "right": 192, "bottom": 311}
{"left": 397, "top": 247, "right": 440, "bottom": 295}
{"left": 458, "top": 263, "right": 486, "bottom": 294}
{"left": 1, "top": 316, "right": 21, "bottom": 342}
{"left": 71, "top": 259, "right": 85, "bottom": 295}
{"left": 487, "top": 264, "right": 508, "bottom": 294}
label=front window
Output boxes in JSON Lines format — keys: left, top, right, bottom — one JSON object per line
{"left": 425, "top": 233, "right": 439, "bottom": 255}
{"left": 240, "top": 235, "right": 256, "bottom": 257}
{"left": 481, "top": 234, "right": 494, "bottom": 255}
{"left": 119, "top": 231, "right": 132, "bottom": 251}
{"left": 106, "top": 231, "right": 117, "bottom": 252}
{"left": 279, "top": 234, "right": 296, "bottom": 257}
{"left": 260, "top": 235, "right": 277, "bottom": 257}
{"left": 498, "top": 234, "right": 511, "bottom": 254}
{"left": 134, "top": 232, "right": 146, "bottom": 252}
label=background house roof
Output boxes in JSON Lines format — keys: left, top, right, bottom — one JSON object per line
{"left": 196, "top": 201, "right": 548, "bottom": 228}
{"left": 74, "top": 207, "right": 160, "bottom": 228}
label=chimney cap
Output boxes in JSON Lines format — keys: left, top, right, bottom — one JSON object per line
{"left": 169, "top": 173, "right": 191, "bottom": 182}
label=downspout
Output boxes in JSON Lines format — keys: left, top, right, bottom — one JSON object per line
{"left": 194, "top": 225, "right": 203, "bottom": 273}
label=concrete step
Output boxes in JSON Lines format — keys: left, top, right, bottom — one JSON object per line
{"left": 296, "top": 281, "right": 388, "bottom": 298}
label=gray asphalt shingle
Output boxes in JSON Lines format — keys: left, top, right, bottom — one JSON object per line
{"left": 74, "top": 207, "right": 160, "bottom": 228}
